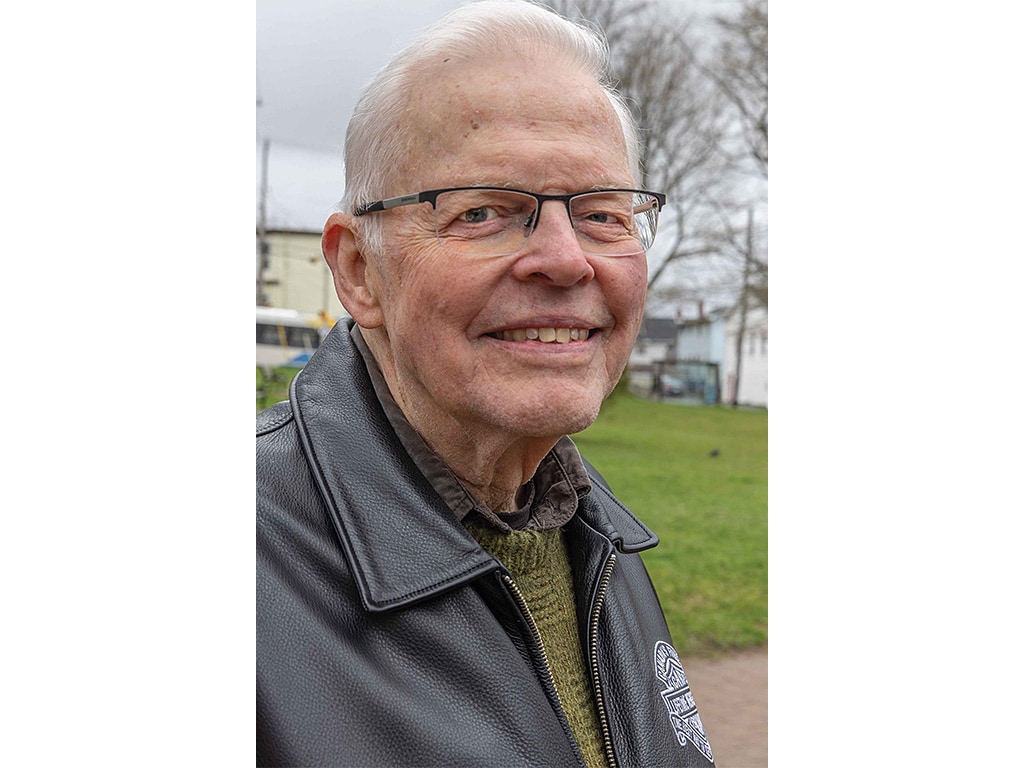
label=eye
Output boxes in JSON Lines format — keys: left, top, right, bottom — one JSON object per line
{"left": 458, "top": 206, "right": 497, "bottom": 224}
{"left": 572, "top": 194, "right": 633, "bottom": 228}
{"left": 577, "top": 207, "right": 631, "bottom": 231}
{"left": 434, "top": 189, "right": 536, "bottom": 239}
{"left": 584, "top": 211, "right": 619, "bottom": 225}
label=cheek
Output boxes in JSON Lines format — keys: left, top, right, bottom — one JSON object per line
{"left": 375, "top": 237, "right": 440, "bottom": 314}
{"left": 602, "top": 258, "right": 648, "bottom": 325}
{"left": 379, "top": 251, "right": 476, "bottom": 344}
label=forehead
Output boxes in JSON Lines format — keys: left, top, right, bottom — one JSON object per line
{"left": 398, "top": 52, "right": 632, "bottom": 190}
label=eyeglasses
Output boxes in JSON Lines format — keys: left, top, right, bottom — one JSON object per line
{"left": 353, "top": 186, "right": 666, "bottom": 257}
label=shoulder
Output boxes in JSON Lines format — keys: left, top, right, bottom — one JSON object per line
{"left": 257, "top": 400, "right": 293, "bottom": 437}
{"left": 256, "top": 400, "right": 314, "bottom": 521}
{"left": 257, "top": 400, "right": 300, "bottom": 478}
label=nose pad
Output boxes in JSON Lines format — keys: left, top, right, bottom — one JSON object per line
{"left": 524, "top": 199, "right": 575, "bottom": 241}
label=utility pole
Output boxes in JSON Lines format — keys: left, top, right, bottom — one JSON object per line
{"left": 731, "top": 208, "right": 754, "bottom": 407}
{"left": 256, "top": 138, "right": 270, "bottom": 306}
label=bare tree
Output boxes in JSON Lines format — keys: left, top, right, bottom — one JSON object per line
{"left": 718, "top": 207, "right": 767, "bottom": 404}
{"left": 677, "top": 0, "right": 768, "bottom": 325}
{"left": 545, "top": 0, "right": 656, "bottom": 49}
{"left": 706, "top": 0, "right": 768, "bottom": 363}
{"left": 708, "top": 0, "right": 768, "bottom": 178}
{"left": 622, "top": 18, "right": 735, "bottom": 293}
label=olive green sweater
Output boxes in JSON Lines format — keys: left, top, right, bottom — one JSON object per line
{"left": 465, "top": 518, "right": 608, "bottom": 768}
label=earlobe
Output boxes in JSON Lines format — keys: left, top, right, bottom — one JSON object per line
{"left": 322, "top": 213, "right": 384, "bottom": 328}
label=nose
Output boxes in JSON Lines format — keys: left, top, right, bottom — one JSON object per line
{"left": 510, "top": 200, "right": 595, "bottom": 287}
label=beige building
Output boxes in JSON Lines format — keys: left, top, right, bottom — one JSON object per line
{"left": 256, "top": 229, "right": 349, "bottom": 321}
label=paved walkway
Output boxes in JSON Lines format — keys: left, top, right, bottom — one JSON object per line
{"left": 684, "top": 647, "right": 768, "bottom": 768}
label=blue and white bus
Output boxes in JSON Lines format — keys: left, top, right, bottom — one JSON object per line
{"left": 256, "top": 307, "right": 323, "bottom": 369}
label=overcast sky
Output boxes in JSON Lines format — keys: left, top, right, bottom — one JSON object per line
{"left": 256, "top": 0, "right": 474, "bottom": 230}
{"left": 255, "top": 0, "right": 736, "bottom": 231}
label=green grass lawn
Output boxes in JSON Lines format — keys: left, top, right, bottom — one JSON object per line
{"left": 573, "top": 393, "right": 767, "bottom": 658}
{"left": 257, "top": 366, "right": 303, "bottom": 411}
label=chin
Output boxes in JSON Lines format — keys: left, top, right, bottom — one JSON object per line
{"left": 495, "top": 392, "right": 605, "bottom": 439}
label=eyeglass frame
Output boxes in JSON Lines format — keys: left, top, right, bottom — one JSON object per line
{"left": 352, "top": 186, "right": 667, "bottom": 253}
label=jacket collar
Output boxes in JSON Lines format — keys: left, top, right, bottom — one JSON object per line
{"left": 290, "top": 321, "right": 658, "bottom": 613}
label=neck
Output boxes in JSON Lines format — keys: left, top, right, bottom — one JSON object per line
{"left": 437, "top": 435, "right": 557, "bottom": 513}
{"left": 405, "top": 401, "right": 558, "bottom": 512}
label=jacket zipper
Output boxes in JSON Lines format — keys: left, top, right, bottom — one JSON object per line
{"left": 501, "top": 573, "right": 587, "bottom": 768}
{"left": 589, "top": 553, "right": 618, "bottom": 768}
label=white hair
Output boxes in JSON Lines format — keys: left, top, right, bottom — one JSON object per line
{"left": 339, "top": 0, "right": 642, "bottom": 255}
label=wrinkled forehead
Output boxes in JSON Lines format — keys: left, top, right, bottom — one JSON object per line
{"left": 396, "top": 51, "right": 629, "bottom": 186}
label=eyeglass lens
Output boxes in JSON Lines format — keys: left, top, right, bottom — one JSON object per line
{"left": 431, "top": 189, "right": 659, "bottom": 257}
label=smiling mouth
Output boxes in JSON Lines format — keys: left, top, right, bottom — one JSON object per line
{"left": 487, "top": 327, "right": 594, "bottom": 344}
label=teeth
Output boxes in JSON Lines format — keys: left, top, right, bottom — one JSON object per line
{"left": 495, "top": 327, "right": 591, "bottom": 343}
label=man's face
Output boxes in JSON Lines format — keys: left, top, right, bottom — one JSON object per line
{"left": 361, "top": 54, "right": 648, "bottom": 444}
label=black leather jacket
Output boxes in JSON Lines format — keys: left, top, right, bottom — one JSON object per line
{"left": 257, "top": 324, "right": 715, "bottom": 767}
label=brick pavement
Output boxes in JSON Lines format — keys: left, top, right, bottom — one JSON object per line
{"left": 684, "top": 647, "right": 768, "bottom": 768}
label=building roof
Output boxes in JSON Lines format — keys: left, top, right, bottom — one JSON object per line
{"left": 636, "top": 316, "right": 678, "bottom": 343}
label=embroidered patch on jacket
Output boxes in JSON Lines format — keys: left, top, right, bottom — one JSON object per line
{"left": 654, "top": 640, "right": 714, "bottom": 763}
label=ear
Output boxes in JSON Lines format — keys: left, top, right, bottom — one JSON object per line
{"left": 322, "top": 213, "right": 385, "bottom": 329}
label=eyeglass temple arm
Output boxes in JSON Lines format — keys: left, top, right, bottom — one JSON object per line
{"left": 353, "top": 193, "right": 428, "bottom": 216}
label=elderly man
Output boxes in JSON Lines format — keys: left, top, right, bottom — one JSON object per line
{"left": 256, "top": 1, "right": 714, "bottom": 766}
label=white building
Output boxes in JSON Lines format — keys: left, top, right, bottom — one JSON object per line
{"left": 675, "top": 309, "right": 729, "bottom": 366}
{"left": 629, "top": 296, "right": 768, "bottom": 408}
{"left": 721, "top": 295, "right": 768, "bottom": 408}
